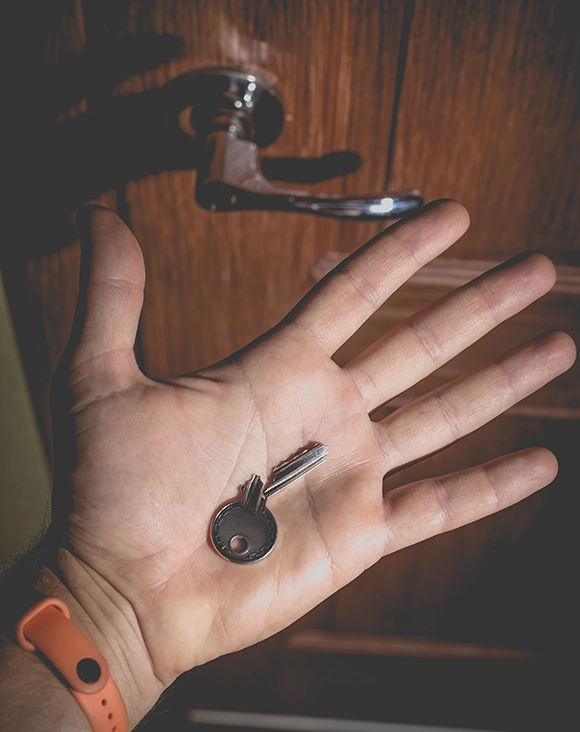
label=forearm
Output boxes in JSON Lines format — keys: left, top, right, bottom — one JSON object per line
{"left": 0, "top": 635, "right": 90, "bottom": 731}
{"left": 0, "top": 537, "right": 165, "bottom": 731}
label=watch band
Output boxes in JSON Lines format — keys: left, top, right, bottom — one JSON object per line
{"left": 15, "top": 597, "right": 129, "bottom": 732}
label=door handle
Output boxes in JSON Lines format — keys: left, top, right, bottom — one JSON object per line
{"left": 165, "top": 67, "right": 423, "bottom": 219}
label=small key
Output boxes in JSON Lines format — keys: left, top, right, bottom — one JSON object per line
{"left": 211, "top": 444, "right": 329, "bottom": 564}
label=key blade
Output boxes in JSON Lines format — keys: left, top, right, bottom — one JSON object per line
{"left": 264, "top": 444, "right": 328, "bottom": 498}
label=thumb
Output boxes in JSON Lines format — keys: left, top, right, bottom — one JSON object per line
{"left": 66, "top": 205, "right": 146, "bottom": 394}
{"left": 49, "top": 206, "right": 146, "bottom": 528}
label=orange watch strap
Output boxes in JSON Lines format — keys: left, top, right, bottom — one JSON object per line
{"left": 16, "top": 597, "right": 129, "bottom": 732}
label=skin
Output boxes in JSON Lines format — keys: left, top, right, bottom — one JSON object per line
{"left": 0, "top": 200, "right": 575, "bottom": 730}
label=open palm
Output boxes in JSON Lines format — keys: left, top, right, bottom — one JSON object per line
{"left": 50, "top": 202, "right": 574, "bottom": 692}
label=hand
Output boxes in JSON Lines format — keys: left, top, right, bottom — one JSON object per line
{"left": 45, "top": 201, "right": 574, "bottom": 720}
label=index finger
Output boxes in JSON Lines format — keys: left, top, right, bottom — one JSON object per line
{"left": 288, "top": 200, "right": 470, "bottom": 355}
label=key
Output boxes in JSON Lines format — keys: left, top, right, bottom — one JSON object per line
{"left": 264, "top": 443, "right": 329, "bottom": 498}
{"left": 211, "top": 473, "right": 277, "bottom": 563}
{"left": 210, "top": 444, "right": 329, "bottom": 564}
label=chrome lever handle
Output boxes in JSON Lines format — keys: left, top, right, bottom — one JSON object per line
{"left": 166, "top": 67, "right": 423, "bottom": 219}
{"left": 197, "top": 131, "right": 422, "bottom": 219}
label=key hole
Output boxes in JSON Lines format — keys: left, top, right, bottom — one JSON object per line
{"left": 230, "top": 535, "right": 249, "bottom": 554}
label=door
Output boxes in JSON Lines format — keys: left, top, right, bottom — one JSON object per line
{"left": 3, "top": 1, "right": 579, "bottom": 729}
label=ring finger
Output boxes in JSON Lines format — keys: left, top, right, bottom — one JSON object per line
{"left": 374, "top": 330, "right": 575, "bottom": 472}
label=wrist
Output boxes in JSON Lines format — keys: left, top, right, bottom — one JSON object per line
{"left": 1, "top": 538, "right": 165, "bottom": 730}
{"left": 48, "top": 547, "right": 165, "bottom": 728}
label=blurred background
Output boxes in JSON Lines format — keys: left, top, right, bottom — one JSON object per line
{"left": 1, "top": 1, "right": 579, "bottom": 730}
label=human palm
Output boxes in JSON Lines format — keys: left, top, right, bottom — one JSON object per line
{"left": 51, "top": 202, "right": 574, "bottom": 688}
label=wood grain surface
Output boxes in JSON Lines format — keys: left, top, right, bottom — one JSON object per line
{"left": 388, "top": 0, "right": 580, "bottom": 262}
{"left": 116, "top": 0, "right": 406, "bottom": 377}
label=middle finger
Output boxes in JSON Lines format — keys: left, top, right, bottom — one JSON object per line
{"left": 345, "top": 251, "right": 556, "bottom": 412}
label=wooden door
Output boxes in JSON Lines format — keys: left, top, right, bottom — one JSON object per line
{"left": 3, "top": 1, "right": 579, "bottom": 729}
